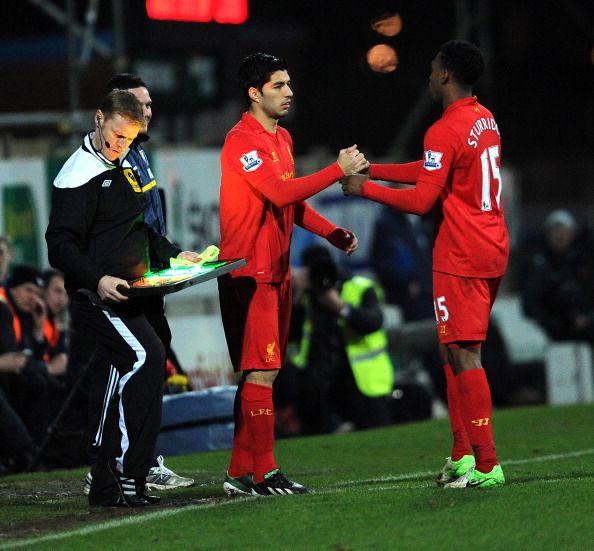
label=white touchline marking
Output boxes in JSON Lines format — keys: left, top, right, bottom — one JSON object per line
{"left": 0, "top": 499, "right": 241, "bottom": 550}
{"left": 502, "top": 448, "right": 594, "bottom": 465}
{"left": 2, "top": 447, "right": 594, "bottom": 550}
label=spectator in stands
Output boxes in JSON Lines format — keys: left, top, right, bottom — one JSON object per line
{"left": 0, "top": 235, "right": 14, "bottom": 285}
{"left": 279, "top": 245, "right": 394, "bottom": 435}
{"left": 370, "top": 207, "right": 434, "bottom": 321}
{"left": 42, "top": 270, "right": 69, "bottom": 374}
{"left": 521, "top": 209, "right": 594, "bottom": 346}
{"left": 0, "top": 262, "right": 38, "bottom": 473}
{"left": 0, "top": 387, "right": 37, "bottom": 475}
{"left": 0, "top": 265, "right": 66, "bottom": 445}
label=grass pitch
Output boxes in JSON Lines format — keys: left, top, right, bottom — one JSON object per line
{"left": 1, "top": 403, "right": 593, "bottom": 550}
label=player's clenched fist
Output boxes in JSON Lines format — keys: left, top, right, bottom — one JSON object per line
{"left": 341, "top": 174, "right": 367, "bottom": 196}
{"left": 336, "top": 144, "right": 370, "bottom": 176}
{"left": 327, "top": 227, "right": 358, "bottom": 256}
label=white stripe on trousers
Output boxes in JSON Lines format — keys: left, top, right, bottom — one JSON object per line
{"left": 101, "top": 310, "right": 147, "bottom": 474}
{"left": 92, "top": 365, "right": 119, "bottom": 447}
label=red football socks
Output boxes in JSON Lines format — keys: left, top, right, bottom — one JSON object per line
{"left": 443, "top": 363, "right": 473, "bottom": 461}
{"left": 457, "top": 368, "right": 499, "bottom": 473}
{"left": 242, "top": 382, "right": 277, "bottom": 483}
{"left": 227, "top": 382, "right": 253, "bottom": 478}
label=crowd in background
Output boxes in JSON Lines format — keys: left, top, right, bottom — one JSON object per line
{"left": 0, "top": 235, "right": 71, "bottom": 474}
{"left": 2, "top": 204, "right": 593, "bottom": 473}
{"left": 0, "top": 234, "right": 192, "bottom": 476}
{"left": 275, "top": 206, "right": 594, "bottom": 437}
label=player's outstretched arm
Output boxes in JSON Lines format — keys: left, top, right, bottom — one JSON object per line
{"left": 342, "top": 175, "right": 441, "bottom": 216}
{"left": 253, "top": 146, "right": 369, "bottom": 208}
{"left": 369, "top": 160, "right": 423, "bottom": 183}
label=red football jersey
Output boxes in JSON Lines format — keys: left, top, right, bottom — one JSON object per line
{"left": 423, "top": 96, "right": 509, "bottom": 277}
{"left": 219, "top": 113, "right": 342, "bottom": 283}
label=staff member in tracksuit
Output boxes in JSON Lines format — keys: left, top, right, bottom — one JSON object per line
{"left": 81, "top": 74, "right": 195, "bottom": 495}
{"left": 46, "top": 90, "right": 201, "bottom": 507}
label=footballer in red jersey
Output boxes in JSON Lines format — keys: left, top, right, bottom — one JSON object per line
{"left": 218, "top": 53, "right": 368, "bottom": 497}
{"left": 342, "top": 41, "right": 508, "bottom": 488}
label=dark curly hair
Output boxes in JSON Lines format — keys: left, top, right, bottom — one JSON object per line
{"left": 238, "top": 53, "right": 289, "bottom": 104}
{"left": 439, "top": 40, "right": 484, "bottom": 86}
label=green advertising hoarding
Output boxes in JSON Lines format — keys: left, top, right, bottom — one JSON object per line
{"left": 2, "top": 184, "right": 39, "bottom": 266}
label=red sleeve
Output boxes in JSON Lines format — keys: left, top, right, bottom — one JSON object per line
{"left": 225, "top": 132, "right": 344, "bottom": 208}
{"left": 294, "top": 201, "right": 335, "bottom": 237}
{"left": 361, "top": 122, "right": 459, "bottom": 214}
{"left": 369, "top": 160, "right": 423, "bottom": 183}
{"left": 360, "top": 180, "right": 442, "bottom": 215}
{"left": 258, "top": 164, "right": 344, "bottom": 207}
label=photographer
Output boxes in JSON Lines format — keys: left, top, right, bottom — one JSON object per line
{"left": 285, "top": 245, "right": 394, "bottom": 435}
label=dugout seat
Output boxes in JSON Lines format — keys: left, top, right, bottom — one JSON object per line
{"left": 155, "top": 385, "right": 236, "bottom": 457}
{"left": 491, "top": 294, "right": 594, "bottom": 405}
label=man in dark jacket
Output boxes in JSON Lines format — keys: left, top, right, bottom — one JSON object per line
{"left": 46, "top": 90, "right": 201, "bottom": 507}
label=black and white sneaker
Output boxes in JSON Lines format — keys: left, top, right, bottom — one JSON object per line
{"left": 88, "top": 467, "right": 161, "bottom": 508}
{"left": 251, "top": 469, "right": 308, "bottom": 496}
{"left": 84, "top": 455, "right": 194, "bottom": 495}
{"left": 89, "top": 492, "right": 161, "bottom": 508}
{"left": 146, "top": 455, "right": 195, "bottom": 490}
{"left": 83, "top": 472, "right": 92, "bottom": 496}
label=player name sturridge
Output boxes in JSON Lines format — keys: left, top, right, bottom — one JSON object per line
{"left": 467, "top": 117, "right": 499, "bottom": 148}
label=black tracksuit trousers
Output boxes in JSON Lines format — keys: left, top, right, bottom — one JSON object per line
{"left": 73, "top": 294, "right": 165, "bottom": 499}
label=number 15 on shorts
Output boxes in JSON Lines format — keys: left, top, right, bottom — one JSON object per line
{"left": 434, "top": 295, "right": 449, "bottom": 322}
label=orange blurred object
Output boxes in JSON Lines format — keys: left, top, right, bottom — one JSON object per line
{"left": 366, "top": 44, "right": 398, "bottom": 73}
{"left": 371, "top": 14, "right": 403, "bottom": 37}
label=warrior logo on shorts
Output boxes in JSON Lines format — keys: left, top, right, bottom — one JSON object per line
{"left": 423, "top": 150, "right": 443, "bottom": 171}
{"left": 240, "top": 150, "right": 263, "bottom": 172}
{"left": 265, "top": 341, "right": 277, "bottom": 363}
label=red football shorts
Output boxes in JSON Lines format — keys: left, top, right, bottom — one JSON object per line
{"left": 432, "top": 271, "right": 503, "bottom": 345}
{"left": 218, "top": 278, "right": 292, "bottom": 372}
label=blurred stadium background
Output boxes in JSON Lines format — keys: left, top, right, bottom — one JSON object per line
{"left": 0, "top": 0, "right": 592, "bottom": 391}
{"left": 2, "top": 1, "right": 592, "bottom": 193}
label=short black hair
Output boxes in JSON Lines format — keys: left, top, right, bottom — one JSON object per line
{"left": 439, "top": 40, "right": 484, "bottom": 86}
{"left": 106, "top": 73, "right": 147, "bottom": 93}
{"left": 7, "top": 264, "right": 44, "bottom": 289}
{"left": 238, "top": 53, "right": 288, "bottom": 103}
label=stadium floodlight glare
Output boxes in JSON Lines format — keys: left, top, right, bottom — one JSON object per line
{"left": 371, "top": 13, "right": 403, "bottom": 37}
{"left": 366, "top": 44, "right": 398, "bottom": 73}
